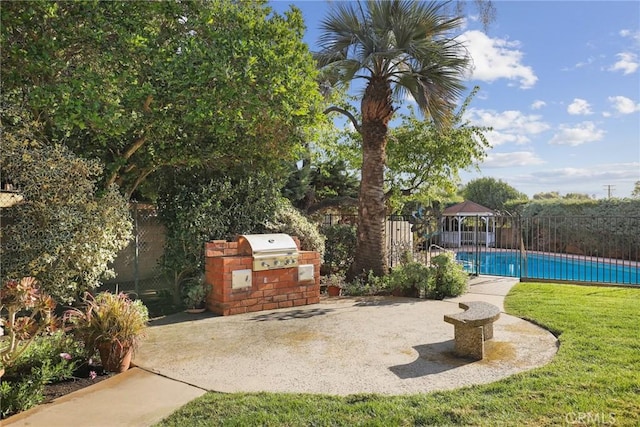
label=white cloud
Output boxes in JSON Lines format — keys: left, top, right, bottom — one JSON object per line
{"left": 574, "top": 56, "right": 596, "bottom": 69}
{"left": 466, "top": 108, "right": 550, "bottom": 146}
{"left": 619, "top": 29, "right": 640, "bottom": 44}
{"left": 481, "top": 151, "right": 545, "bottom": 168}
{"left": 531, "top": 100, "right": 546, "bottom": 110}
{"left": 609, "top": 52, "right": 639, "bottom": 74}
{"left": 608, "top": 96, "right": 640, "bottom": 114}
{"left": 533, "top": 163, "right": 640, "bottom": 184}
{"left": 567, "top": 98, "right": 593, "bottom": 115}
{"left": 463, "top": 162, "right": 639, "bottom": 198}
{"left": 486, "top": 131, "right": 530, "bottom": 146}
{"left": 562, "top": 55, "right": 606, "bottom": 72}
{"left": 467, "top": 109, "right": 549, "bottom": 133}
{"left": 460, "top": 30, "right": 538, "bottom": 89}
{"left": 549, "top": 121, "right": 605, "bottom": 146}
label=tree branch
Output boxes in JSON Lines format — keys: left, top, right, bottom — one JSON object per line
{"left": 323, "top": 106, "right": 361, "bottom": 133}
{"left": 384, "top": 175, "right": 426, "bottom": 200}
{"left": 125, "top": 167, "right": 156, "bottom": 200}
{"left": 105, "top": 135, "right": 147, "bottom": 188}
{"left": 122, "top": 135, "right": 147, "bottom": 161}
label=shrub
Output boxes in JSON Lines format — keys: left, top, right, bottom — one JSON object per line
{"left": 158, "top": 168, "right": 326, "bottom": 302}
{"left": 4, "top": 331, "right": 82, "bottom": 380}
{"left": 0, "top": 331, "right": 81, "bottom": 418}
{"left": 157, "top": 168, "right": 282, "bottom": 298}
{"left": 387, "top": 262, "right": 431, "bottom": 297}
{"left": 521, "top": 199, "right": 640, "bottom": 261}
{"left": 341, "top": 270, "right": 389, "bottom": 296}
{"left": 181, "top": 277, "right": 209, "bottom": 310}
{"left": 0, "top": 374, "right": 45, "bottom": 418}
{"left": 341, "top": 257, "right": 466, "bottom": 300}
{"left": 1, "top": 125, "right": 133, "bottom": 303}
{"left": 266, "top": 198, "right": 325, "bottom": 258}
{"left": 321, "top": 223, "right": 356, "bottom": 275}
{"left": 427, "top": 253, "right": 468, "bottom": 299}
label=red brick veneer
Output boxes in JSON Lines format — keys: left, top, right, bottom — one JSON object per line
{"left": 204, "top": 238, "right": 321, "bottom": 316}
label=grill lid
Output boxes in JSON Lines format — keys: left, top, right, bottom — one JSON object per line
{"left": 238, "top": 233, "right": 298, "bottom": 255}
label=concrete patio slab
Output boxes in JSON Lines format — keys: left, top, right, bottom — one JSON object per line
{"left": 4, "top": 276, "right": 558, "bottom": 426}
{"left": 133, "top": 276, "right": 556, "bottom": 395}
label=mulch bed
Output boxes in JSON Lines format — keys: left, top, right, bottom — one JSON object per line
{"left": 42, "top": 365, "right": 115, "bottom": 402}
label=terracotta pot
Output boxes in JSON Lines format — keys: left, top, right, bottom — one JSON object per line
{"left": 327, "top": 285, "right": 341, "bottom": 297}
{"left": 98, "top": 341, "right": 133, "bottom": 373}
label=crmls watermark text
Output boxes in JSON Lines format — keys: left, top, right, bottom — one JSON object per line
{"left": 565, "top": 412, "right": 616, "bottom": 425}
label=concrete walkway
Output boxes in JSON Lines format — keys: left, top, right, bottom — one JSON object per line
{"left": 5, "top": 276, "right": 558, "bottom": 426}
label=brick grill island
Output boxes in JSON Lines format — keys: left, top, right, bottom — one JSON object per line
{"left": 204, "top": 234, "right": 321, "bottom": 316}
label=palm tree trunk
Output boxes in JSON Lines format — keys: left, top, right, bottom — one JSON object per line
{"left": 348, "top": 77, "right": 394, "bottom": 280}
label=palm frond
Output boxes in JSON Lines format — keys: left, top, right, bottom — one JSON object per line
{"left": 316, "top": 0, "right": 471, "bottom": 129}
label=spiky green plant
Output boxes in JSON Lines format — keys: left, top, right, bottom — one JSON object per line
{"left": 65, "top": 292, "right": 148, "bottom": 356}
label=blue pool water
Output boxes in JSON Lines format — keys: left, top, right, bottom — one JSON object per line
{"left": 456, "top": 251, "right": 639, "bottom": 285}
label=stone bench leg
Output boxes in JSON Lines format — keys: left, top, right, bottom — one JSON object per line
{"left": 453, "top": 325, "right": 484, "bottom": 360}
{"left": 483, "top": 323, "right": 494, "bottom": 340}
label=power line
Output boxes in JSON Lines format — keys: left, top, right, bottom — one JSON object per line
{"left": 603, "top": 184, "right": 615, "bottom": 198}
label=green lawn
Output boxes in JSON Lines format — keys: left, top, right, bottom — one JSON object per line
{"left": 156, "top": 283, "right": 640, "bottom": 426}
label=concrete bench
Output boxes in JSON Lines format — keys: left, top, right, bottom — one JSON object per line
{"left": 444, "top": 301, "right": 500, "bottom": 360}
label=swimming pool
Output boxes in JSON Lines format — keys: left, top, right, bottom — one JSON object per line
{"left": 455, "top": 251, "right": 639, "bottom": 285}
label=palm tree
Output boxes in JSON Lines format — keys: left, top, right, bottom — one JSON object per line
{"left": 315, "top": 0, "right": 471, "bottom": 278}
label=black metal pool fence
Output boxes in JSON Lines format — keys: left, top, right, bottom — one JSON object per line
{"left": 321, "top": 214, "right": 640, "bottom": 286}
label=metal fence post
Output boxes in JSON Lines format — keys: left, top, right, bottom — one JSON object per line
{"left": 133, "top": 202, "right": 140, "bottom": 296}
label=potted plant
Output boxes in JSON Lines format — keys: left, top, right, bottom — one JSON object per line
{"left": 65, "top": 292, "right": 148, "bottom": 373}
{"left": 321, "top": 274, "right": 344, "bottom": 297}
{"left": 181, "top": 277, "right": 209, "bottom": 313}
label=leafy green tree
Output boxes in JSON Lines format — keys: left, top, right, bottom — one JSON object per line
{"left": 1, "top": 121, "right": 132, "bottom": 303}
{"left": 386, "top": 89, "right": 491, "bottom": 213}
{"left": 532, "top": 192, "right": 594, "bottom": 201}
{"left": 1, "top": 0, "right": 322, "bottom": 199}
{"left": 286, "top": 159, "right": 360, "bottom": 215}
{"left": 282, "top": 160, "right": 313, "bottom": 210}
{"left": 533, "top": 192, "right": 561, "bottom": 200}
{"left": 630, "top": 181, "right": 640, "bottom": 199}
{"left": 315, "top": 0, "right": 473, "bottom": 278}
{"left": 461, "top": 177, "right": 528, "bottom": 212}
{"left": 563, "top": 193, "right": 593, "bottom": 200}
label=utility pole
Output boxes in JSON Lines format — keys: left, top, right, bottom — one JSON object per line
{"left": 603, "top": 184, "right": 615, "bottom": 198}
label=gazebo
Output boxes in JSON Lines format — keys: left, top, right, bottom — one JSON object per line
{"left": 439, "top": 200, "right": 496, "bottom": 248}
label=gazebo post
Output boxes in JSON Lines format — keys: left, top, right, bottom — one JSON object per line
{"left": 485, "top": 216, "right": 489, "bottom": 248}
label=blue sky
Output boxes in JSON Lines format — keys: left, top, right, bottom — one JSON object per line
{"left": 270, "top": 0, "right": 640, "bottom": 199}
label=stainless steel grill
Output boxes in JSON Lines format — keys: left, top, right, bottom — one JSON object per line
{"left": 238, "top": 234, "right": 299, "bottom": 271}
